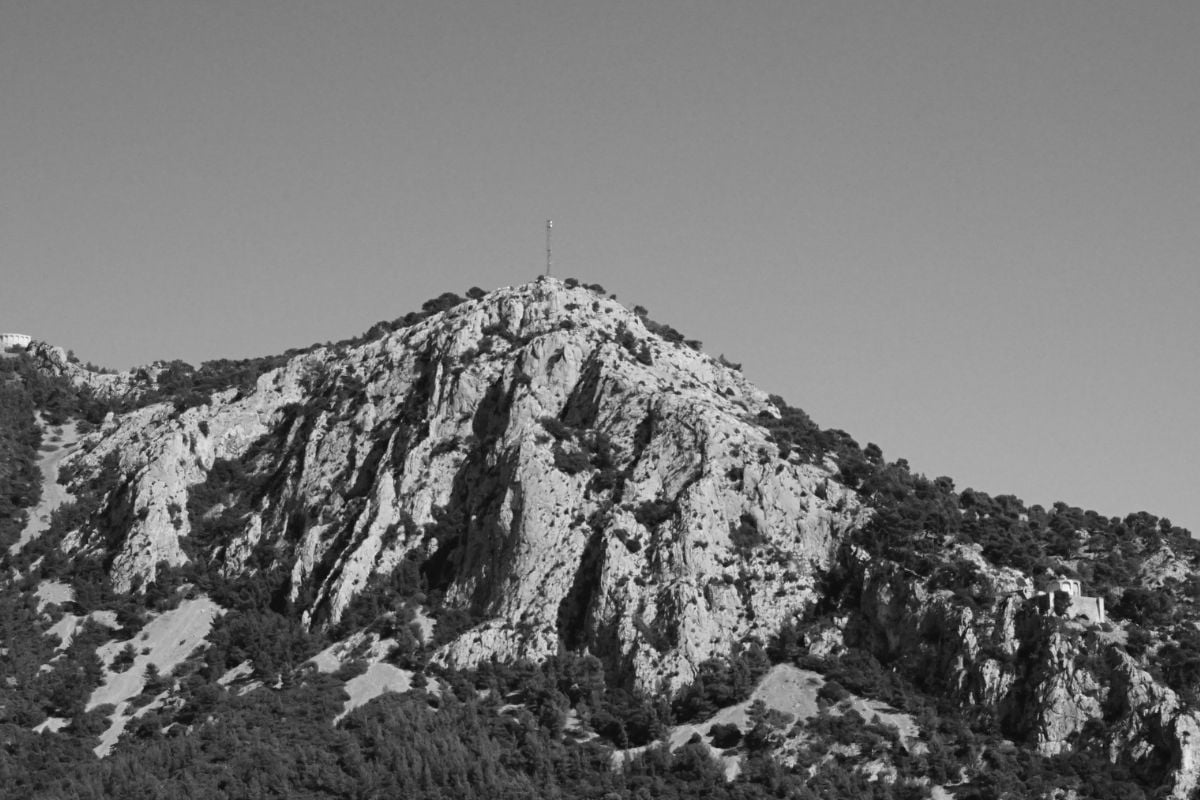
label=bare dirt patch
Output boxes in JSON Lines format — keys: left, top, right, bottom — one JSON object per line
{"left": 613, "top": 664, "right": 920, "bottom": 780}
{"left": 35, "top": 580, "right": 74, "bottom": 612}
{"left": 38, "top": 581, "right": 121, "bottom": 652}
{"left": 87, "top": 597, "right": 222, "bottom": 756}
{"left": 338, "top": 664, "right": 413, "bottom": 722}
{"left": 310, "top": 633, "right": 426, "bottom": 723}
{"left": 33, "top": 717, "right": 70, "bottom": 734}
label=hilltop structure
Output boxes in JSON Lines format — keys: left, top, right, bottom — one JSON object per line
{"left": 0, "top": 333, "right": 32, "bottom": 350}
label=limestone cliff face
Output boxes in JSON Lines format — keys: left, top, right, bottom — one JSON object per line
{"left": 51, "top": 279, "right": 864, "bottom": 690}
{"left": 25, "top": 342, "right": 154, "bottom": 400}
{"left": 839, "top": 544, "right": 1200, "bottom": 799}
{"left": 37, "top": 278, "right": 1200, "bottom": 794}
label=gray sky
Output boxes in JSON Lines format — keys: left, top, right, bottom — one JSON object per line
{"left": 3, "top": 1, "right": 1198, "bottom": 531}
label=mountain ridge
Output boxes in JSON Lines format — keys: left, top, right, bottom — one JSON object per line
{"left": 2, "top": 277, "right": 1199, "bottom": 798}
{"left": 30, "top": 277, "right": 863, "bottom": 692}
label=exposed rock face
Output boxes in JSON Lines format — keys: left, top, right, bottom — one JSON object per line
{"left": 37, "top": 278, "right": 1200, "bottom": 795}
{"left": 25, "top": 342, "right": 151, "bottom": 400}
{"left": 1104, "top": 651, "right": 1200, "bottom": 800}
{"left": 840, "top": 544, "right": 1200, "bottom": 799}
{"left": 52, "top": 279, "right": 864, "bottom": 691}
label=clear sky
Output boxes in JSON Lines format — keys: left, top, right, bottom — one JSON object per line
{"left": 3, "top": 1, "right": 1198, "bottom": 531}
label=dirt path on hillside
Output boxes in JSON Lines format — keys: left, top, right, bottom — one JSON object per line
{"left": 10, "top": 420, "right": 81, "bottom": 555}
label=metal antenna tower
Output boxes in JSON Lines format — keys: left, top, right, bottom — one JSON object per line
{"left": 545, "top": 219, "right": 553, "bottom": 276}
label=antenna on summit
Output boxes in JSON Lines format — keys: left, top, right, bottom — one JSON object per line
{"left": 545, "top": 219, "right": 553, "bottom": 277}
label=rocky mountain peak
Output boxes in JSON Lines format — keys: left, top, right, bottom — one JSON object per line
{"left": 6, "top": 279, "right": 1200, "bottom": 796}
{"left": 43, "top": 278, "right": 861, "bottom": 691}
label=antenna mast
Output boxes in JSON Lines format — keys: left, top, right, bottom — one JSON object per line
{"left": 545, "top": 219, "right": 553, "bottom": 276}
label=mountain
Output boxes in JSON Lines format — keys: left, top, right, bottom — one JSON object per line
{"left": 1, "top": 277, "right": 1198, "bottom": 799}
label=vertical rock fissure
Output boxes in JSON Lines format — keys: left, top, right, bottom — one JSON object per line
{"left": 556, "top": 525, "right": 608, "bottom": 652}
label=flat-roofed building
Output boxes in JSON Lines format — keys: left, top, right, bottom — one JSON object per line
{"left": 0, "top": 333, "right": 32, "bottom": 350}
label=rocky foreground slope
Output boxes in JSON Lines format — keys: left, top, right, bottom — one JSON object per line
{"left": 5, "top": 277, "right": 1200, "bottom": 798}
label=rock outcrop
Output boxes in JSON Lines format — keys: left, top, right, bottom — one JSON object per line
{"left": 838, "top": 541, "right": 1200, "bottom": 798}
{"left": 30, "top": 278, "right": 1200, "bottom": 796}
{"left": 50, "top": 279, "right": 865, "bottom": 691}
{"left": 25, "top": 342, "right": 150, "bottom": 400}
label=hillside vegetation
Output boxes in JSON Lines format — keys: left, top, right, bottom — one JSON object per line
{"left": 0, "top": 280, "right": 1196, "bottom": 800}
